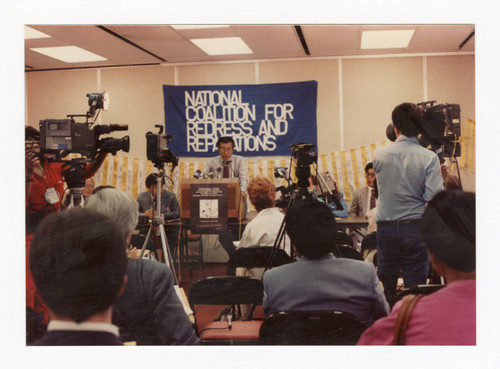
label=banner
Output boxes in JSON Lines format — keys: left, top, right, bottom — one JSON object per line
{"left": 163, "top": 81, "right": 318, "bottom": 157}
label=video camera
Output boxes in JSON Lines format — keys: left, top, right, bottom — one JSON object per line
{"left": 146, "top": 125, "right": 179, "bottom": 169}
{"left": 274, "top": 143, "right": 318, "bottom": 208}
{"left": 387, "top": 101, "right": 461, "bottom": 160}
{"left": 38, "top": 92, "right": 129, "bottom": 161}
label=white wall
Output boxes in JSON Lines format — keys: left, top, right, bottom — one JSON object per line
{"left": 25, "top": 53, "right": 475, "bottom": 162}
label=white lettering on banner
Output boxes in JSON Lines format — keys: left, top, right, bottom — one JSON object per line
{"left": 184, "top": 90, "right": 294, "bottom": 153}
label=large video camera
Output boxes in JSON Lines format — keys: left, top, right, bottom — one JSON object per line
{"left": 274, "top": 143, "right": 344, "bottom": 211}
{"left": 39, "top": 92, "right": 129, "bottom": 161}
{"left": 387, "top": 101, "right": 461, "bottom": 161}
{"left": 146, "top": 125, "right": 179, "bottom": 169}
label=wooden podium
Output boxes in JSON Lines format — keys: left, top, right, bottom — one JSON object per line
{"left": 180, "top": 178, "right": 245, "bottom": 220}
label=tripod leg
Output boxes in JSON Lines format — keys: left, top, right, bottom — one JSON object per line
{"left": 139, "top": 225, "right": 153, "bottom": 259}
{"left": 158, "top": 224, "right": 178, "bottom": 285}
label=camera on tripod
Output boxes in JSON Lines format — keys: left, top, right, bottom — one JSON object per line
{"left": 387, "top": 101, "right": 461, "bottom": 161}
{"left": 38, "top": 92, "right": 129, "bottom": 199}
{"left": 39, "top": 91, "right": 129, "bottom": 161}
{"left": 146, "top": 125, "right": 179, "bottom": 168}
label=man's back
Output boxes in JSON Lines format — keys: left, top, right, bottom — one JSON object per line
{"left": 373, "top": 136, "right": 443, "bottom": 221}
{"left": 113, "top": 258, "right": 199, "bottom": 345}
{"left": 262, "top": 254, "right": 389, "bottom": 326}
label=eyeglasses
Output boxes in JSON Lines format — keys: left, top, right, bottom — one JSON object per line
{"left": 366, "top": 172, "right": 375, "bottom": 178}
{"left": 219, "top": 147, "right": 233, "bottom": 152}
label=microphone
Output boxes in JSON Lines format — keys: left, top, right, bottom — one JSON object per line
{"left": 217, "top": 167, "right": 222, "bottom": 178}
{"left": 203, "top": 171, "right": 214, "bottom": 179}
{"left": 193, "top": 169, "right": 202, "bottom": 179}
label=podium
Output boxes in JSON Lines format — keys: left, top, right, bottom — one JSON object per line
{"left": 180, "top": 178, "right": 245, "bottom": 221}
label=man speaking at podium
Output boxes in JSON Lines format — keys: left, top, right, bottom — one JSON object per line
{"left": 201, "top": 136, "right": 249, "bottom": 266}
{"left": 201, "top": 136, "right": 249, "bottom": 195}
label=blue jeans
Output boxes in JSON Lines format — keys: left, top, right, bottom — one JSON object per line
{"left": 376, "top": 222, "right": 429, "bottom": 303}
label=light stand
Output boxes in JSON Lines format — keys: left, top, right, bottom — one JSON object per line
{"left": 139, "top": 166, "right": 178, "bottom": 285}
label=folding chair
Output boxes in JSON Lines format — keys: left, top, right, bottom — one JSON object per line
{"left": 336, "top": 230, "right": 354, "bottom": 247}
{"left": 188, "top": 276, "right": 264, "bottom": 344}
{"left": 259, "top": 310, "right": 367, "bottom": 345}
{"left": 227, "top": 246, "right": 292, "bottom": 270}
{"left": 337, "top": 244, "right": 363, "bottom": 260}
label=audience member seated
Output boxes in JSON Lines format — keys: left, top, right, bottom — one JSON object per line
{"left": 262, "top": 198, "right": 389, "bottom": 327}
{"left": 137, "top": 173, "right": 180, "bottom": 258}
{"left": 233, "top": 176, "right": 291, "bottom": 280}
{"left": 29, "top": 208, "right": 127, "bottom": 345}
{"left": 86, "top": 187, "right": 199, "bottom": 345}
{"left": 349, "top": 163, "right": 377, "bottom": 250}
{"left": 357, "top": 190, "right": 475, "bottom": 345}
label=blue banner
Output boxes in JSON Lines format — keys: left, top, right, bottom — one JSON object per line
{"left": 163, "top": 81, "right": 317, "bottom": 157}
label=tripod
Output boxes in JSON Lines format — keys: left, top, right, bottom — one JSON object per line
{"left": 65, "top": 187, "right": 87, "bottom": 208}
{"left": 266, "top": 183, "right": 342, "bottom": 270}
{"left": 139, "top": 168, "right": 178, "bottom": 285}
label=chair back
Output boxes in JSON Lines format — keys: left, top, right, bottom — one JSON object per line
{"left": 188, "top": 276, "right": 264, "bottom": 334}
{"left": 337, "top": 245, "right": 363, "bottom": 260}
{"left": 336, "top": 231, "right": 353, "bottom": 246}
{"left": 188, "top": 276, "right": 264, "bottom": 306}
{"left": 227, "top": 247, "right": 292, "bottom": 269}
{"left": 259, "top": 310, "right": 366, "bottom": 345}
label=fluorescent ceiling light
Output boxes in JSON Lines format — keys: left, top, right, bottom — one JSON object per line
{"left": 25, "top": 26, "right": 51, "bottom": 39}
{"left": 361, "top": 30, "right": 415, "bottom": 49}
{"left": 191, "top": 37, "right": 252, "bottom": 56}
{"left": 30, "top": 46, "right": 107, "bottom": 63}
{"left": 172, "top": 25, "right": 230, "bottom": 30}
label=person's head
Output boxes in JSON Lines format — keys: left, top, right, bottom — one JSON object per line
{"left": 444, "top": 174, "right": 461, "bottom": 190}
{"left": 83, "top": 178, "right": 95, "bottom": 197}
{"left": 86, "top": 187, "right": 139, "bottom": 241}
{"left": 247, "top": 176, "right": 276, "bottom": 212}
{"left": 216, "top": 136, "right": 235, "bottom": 161}
{"left": 25, "top": 126, "right": 40, "bottom": 153}
{"left": 29, "top": 208, "right": 127, "bottom": 323}
{"left": 145, "top": 173, "right": 164, "bottom": 196}
{"left": 391, "top": 102, "right": 422, "bottom": 138}
{"left": 365, "top": 162, "right": 375, "bottom": 188}
{"left": 285, "top": 197, "right": 337, "bottom": 259}
{"left": 421, "top": 190, "right": 475, "bottom": 274}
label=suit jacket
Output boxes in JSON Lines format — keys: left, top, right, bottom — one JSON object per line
{"left": 201, "top": 154, "right": 249, "bottom": 193}
{"left": 137, "top": 189, "right": 180, "bottom": 219}
{"left": 31, "top": 330, "right": 123, "bottom": 346}
{"left": 262, "top": 254, "right": 389, "bottom": 327}
{"left": 349, "top": 186, "right": 375, "bottom": 218}
{"left": 113, "top": 258, "right": 199, "bottom": 345}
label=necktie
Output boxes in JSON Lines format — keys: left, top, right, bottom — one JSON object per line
{"left": 369, "top": 188, "right": 376, "bottom": 210}
{"left": 223, "top": 164, "right": 229, "bottom": 178}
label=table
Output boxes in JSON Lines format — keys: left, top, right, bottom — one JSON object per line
{"left": 336, "top": 217, "right": 369, "bottom": 237}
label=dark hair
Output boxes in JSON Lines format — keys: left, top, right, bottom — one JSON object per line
{"left": 365, "top": 162, "right": 373, "bottom": 174}
{"left": 391, "top": 102, "right": 422, "bottom": 137}
{"left": 247, "top": 176, "right": 276, "bottom": 212}
{"left": 145, "top": 173, "right": 162, "bottom": 189}
{"left": 421, "top": 190, "right": 475, "bottom": 272}
{"left": 30, "top": 208, "right": 127, "bottom": 323}
{"left": 25, "top": 126, "right": 40, "bottom": 140}
{"left": 216, "top": 136, "right": 235, "bottom": 149}
{"left": 285, "top": 198, "right": 337, "bottom": 259}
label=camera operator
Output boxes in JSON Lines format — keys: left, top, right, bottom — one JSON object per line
{"left": 373, "top": 103, "right": 443, "bottom": 305}
{"left": 25, "top": 126, "right": 107, "bottom": 233}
